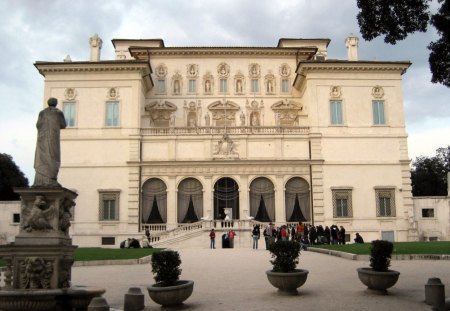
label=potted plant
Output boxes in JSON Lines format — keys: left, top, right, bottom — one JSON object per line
{"left": 266, "top": 240, "right": 309, "bottom": 294}
{"left": 357, "top": 240, "right": 400, "bottom": 292}
{"left": 147, "top": 250, "right": 194, "bottom": 307}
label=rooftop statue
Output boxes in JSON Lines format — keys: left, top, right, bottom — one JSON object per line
{"left": 33, "top": 97, "right": 66, "bottom": 187}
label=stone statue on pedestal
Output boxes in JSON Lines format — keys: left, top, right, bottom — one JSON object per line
{"left": 33, "top": 97, "right": 66, "bottom": 188}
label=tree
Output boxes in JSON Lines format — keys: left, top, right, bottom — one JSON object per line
{"left": 357, "top": 0, "right": 450, "bottom": 87}
{"left": 410, "top": 146, "right": 449, "bottom": 196}
{"left": 0, "top": 153, "right": 29, "bottom": 200}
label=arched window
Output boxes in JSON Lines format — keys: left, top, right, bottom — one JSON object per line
{"left": 250, "top": 177, "right": 275, "bottom": 222}
{"left": 178, "top": 178, "right": 203, "bottom": 223}
{"left": 142, "top": 178, "right": 167, "bottom": 223}
{"left": 285, "top": 177, "right": 310, "bottom": 222}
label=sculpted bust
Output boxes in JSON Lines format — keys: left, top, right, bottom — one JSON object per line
{"left": 33, "top": 97, "right": 66, "bottom": 187}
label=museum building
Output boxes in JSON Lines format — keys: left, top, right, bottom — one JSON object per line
{"left": 33, "top": 34, "right": 415, "bottom": 247}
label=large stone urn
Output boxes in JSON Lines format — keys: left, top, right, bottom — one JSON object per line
{"left": 266, "top": 269, "right": 309, "bottom": 294}
{"left": 357, "top": 268, "right": 400, "bottom": 291}
{"left": 147, "top": 280, "right": 194, "bottom": 307}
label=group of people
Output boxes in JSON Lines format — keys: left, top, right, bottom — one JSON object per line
{"left": 209, "top": 229, "right": 236, "bottom": 249}
{"left": 120, "top": 228, "right": 152, "bottom": 249}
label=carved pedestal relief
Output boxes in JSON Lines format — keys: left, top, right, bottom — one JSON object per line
{"left": 184, "top": 100, "right": 201, "bottom": 127}
{"left": 208, "top": 100, "right": 240, "bottom": 126}
{"left": 145, "top": 100, "right": 177, "bottom": 127}
{"left": 246, "top": 99, "right": 264, "bottom": 126}
{"left": 271, "top": 99, "right": 303, "bottom": 126}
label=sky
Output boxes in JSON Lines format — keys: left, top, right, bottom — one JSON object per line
{"left": 0, "top": 0, "right": 449, "bottom": 182}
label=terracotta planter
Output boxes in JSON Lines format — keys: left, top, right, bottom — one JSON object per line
{"left": 266, "top": 269, "right": 309, "bottom": 294}
{"left": 357, "top": 267, "right": 400, "bottom": 291}
{"left": 147, "top": 280, "right": 194, "bottom": 307}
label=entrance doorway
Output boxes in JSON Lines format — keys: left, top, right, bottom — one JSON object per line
{"left": 214, "top": 177, "right": 239, "bottom": 220}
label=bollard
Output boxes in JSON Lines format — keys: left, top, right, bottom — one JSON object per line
{"left": 88, "top": 297, "right": 110, "bottom": 311}
{"left": 425, "top": 278, "right": 445, "bottom": 310}
{"left": 124, "top": 287, "right": 145, "bottom": 311}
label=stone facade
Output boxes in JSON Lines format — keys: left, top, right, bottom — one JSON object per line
{"left": 32, "top": 35, "right": 415, "bottom": 247}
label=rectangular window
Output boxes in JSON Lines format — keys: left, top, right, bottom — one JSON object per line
{"left": 219, "top": 79, "right": 228, "bottom": 93}
{"left": 157, "top": 79, "right": 166, "bottom": 93}
{"left": 188, "top": 79, "right": 197, "bottom": 93}
{"left": 99, "top": 190, "right": 120, "bottom": 221}
{"left": 281, "top": 79, "right": 289, "bottom": 93}
{"left": 421, "top": 208, "right": 435, "bottom": 218}
{"left": 373, "top": 100, "right": 385, "bottom": 125}
{"left": 251, "top": 79, "right": 259, "bottom": 93}
{"left": 332, "top": 189, "right": 352, "bottom": 218}
{"left": 376, "top": 189, "right": 395, "bottom": 217}
{"left": 105, "top": 101, "right": 119, "bottom": 127}
{"left": 330, "top": 101, "right": 343, "bottom": 125}
{"left": 101, "top": 237, "right": 116, "bottom": 245}
{"left": 63, "top": 102, "right": 76, "bottom": 127}
{"left": 13, "top": 213, "right": 20, "bottom": 223}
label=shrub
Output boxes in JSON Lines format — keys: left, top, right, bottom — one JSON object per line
{"left": 268, "top": 240, "right": 301, "bottom": 272}
{"left": 370, "top": 240, "right": 394, "bottom": 272}
{"left": 151, "top": 250, "right": 181, "bottom": 286}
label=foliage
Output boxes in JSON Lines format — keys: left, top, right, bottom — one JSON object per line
{"left": 411, "top": 146, "right": 449, "bottom": 196}
{"left": 0, "top": 153, "right": 29, "bottom": 200}
{"left": 73, "top": 247, "right": 161, "bottom": 262}
{"left": 356, "top": 0, "right": 450, "bottom": 87}
{"left": 151, "top": 250, "right": 182, "bottom": 286}
{"left": 369, "top": 240, "right": 393, "bottom": 271}
{"left": 268, "top": 240, "right": 301, "bottom": 272}
{"left": 313, "top": 241, "right": 450, "bottom": 255}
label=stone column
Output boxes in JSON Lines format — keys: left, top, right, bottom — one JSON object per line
{"left": 203, "top": 176, "right": 213, "bottom": 220}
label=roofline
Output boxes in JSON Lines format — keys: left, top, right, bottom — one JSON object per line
{"left": 277, "top": 38, "right": 331, "bottom": 48}
{"left": 112, "top": 38, "right": 165, "bottom": 48}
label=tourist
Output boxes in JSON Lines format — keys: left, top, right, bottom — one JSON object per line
{"left": 129, "top": 238, "right": 141, "bottom": 248}
{"left": 141, "top": 235, "right": 151, "bottom": 248}
{"left": 263, "top": 225, "right": 270, "bottom": 249}
{"left": 354, "top": 233, "right": 364, "bottom": 244}
{"left": 145, "top": 228, "right": 150, "bottom": 240}
{"left": 324, "top": 226, "right": 331, "bottom": 245}
{"left": 252, "top": 225, "right": 260, "bottom": 249}
{"left": 300, "top": 236, "right": 309, "bottom": 251}
{"left": 209, "top": 229, "right": 216, "bottom": 249}
{"left": 339, "top": 225, "right": 346, "bottom": 245}
{"left": 309, "top": 225, "right": 317, "bottom": 245}
{"left": 330, "top": 224, "right": 339, "bottom": 245}
{"left": 280, "top": 225, "right": 288, "bottom": 241}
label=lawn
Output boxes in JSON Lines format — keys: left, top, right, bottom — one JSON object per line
{"left": 312, "top": 241, "right": 450, "bottom": 255}
{"left": 0, "top": 247, "right": 162, "bottom": 267}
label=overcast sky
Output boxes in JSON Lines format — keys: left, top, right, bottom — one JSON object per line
{"left": 0, "top": 0, "right": 449, "bottom": 182}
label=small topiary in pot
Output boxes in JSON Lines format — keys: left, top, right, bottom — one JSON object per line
{"left": 151, "top": 250, "right": 181, "bottom": 286}
{"left": 268, "top": 240, "right": 301, "bottom": 272}
{"left": 370, "top": 240, "right": 394, "bottom": 272}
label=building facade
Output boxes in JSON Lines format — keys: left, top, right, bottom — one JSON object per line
{"left": 33, "top": 35, "right": 414, "bottom": 247}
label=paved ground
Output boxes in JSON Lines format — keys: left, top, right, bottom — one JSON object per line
{"left": 72, "top": 247, "right": 450, "bottom": 311}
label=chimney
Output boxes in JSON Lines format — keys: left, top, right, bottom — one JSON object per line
{"left": 89, "top": 34, "right": 103, "bottom": 62}
{"left": 345, "top": 35, "right": 359, "bottom": 61}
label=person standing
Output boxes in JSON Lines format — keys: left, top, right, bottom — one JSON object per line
{"left": 339, "top": 226, "right": 346, "bottom": 245}
{"left": 209, "top": 229, "right": 216, "bottom": 249}
{"left": 33, "top": 97, "right": 66, "bottom": 187}
{"left": 252, "top": 225, "right": 260, "bottom": 249}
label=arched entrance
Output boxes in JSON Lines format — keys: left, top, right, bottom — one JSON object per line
{"left": 285, "top": 177, "right": 310, "bottom": 222}
{"left": 250, "top": 177, "right": 275, "bottom": 222}
{"left": 213, "top": 177, "right": 239, "bottom": 220}
{"left": 177, "top": 177, "right": 203, "bottom": 223}
{"left": 141, "top": 178, "right": 167, "bottom": 224}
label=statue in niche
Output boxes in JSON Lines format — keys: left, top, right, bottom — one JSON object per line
{"left": 250, "top": 112, "right": 259, "bottom": 126}
{"left": 188, "top": 117, "right": 196, "bottom": 127}
{"left": 205, "top": 80, "right": 211, "bottom": 93}
{"left": 236, "top": 79, "right": 243, "bottom": 93}
{"left": 205, "top": 112, "right": 210, "bottom": 126}
{"left": 33, "top": 97, "right": 66, "bottom": 187}
{"left": 240, "top": 111, "right": 245, "bottom": 126}
{"left": 170, "top": 114, "right": 176, "bottom": 127}
{"left": 174, "top": 80, "right": 180, "bottom": 93}
{"left": 267, "top": 80, "right": 274, "bottom": 93}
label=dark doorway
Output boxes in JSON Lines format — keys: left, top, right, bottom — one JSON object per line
{"left": 214, "top": 177, "right": 239, "bottom": 220}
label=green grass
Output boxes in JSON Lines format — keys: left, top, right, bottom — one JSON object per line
{"left": 0, "top": 247, "right": 162, "bottom": 267}
{"left": 312, "top": 241, "right": 450, "bottom": 255}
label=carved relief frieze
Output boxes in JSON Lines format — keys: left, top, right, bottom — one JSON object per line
{"left": 207, "top": 100, "right": 240, "bottom": 126}
{"left": 19, "top": 257, "right": 54, "bottom": 289}
{"left": 145, "top": 100, "right": 177, "bottom": 127}
{"left": 156, "top": 64, "right": 167, "bottom": 78}
{"left": 271, "top": 99, "right": 303, "bottom": 126}
{"left": 249, "top": 63, "right": 260, "bottom": 78}
{"left": 203, "top": 71, "right": 214, "bottom": 94}
{"left": 22, "top": 196, "right": 54, "bottom": 232}
{"left": 234, "top": 71, "right": 245, "bottom": 94}
{"left": 59, "top": 197, "right": 74, "bottom": 235}
{"left": 64, "top": 88, "right": 77, "bottom": 100}
{"left": 217, "top": 63, "right": 230, "bottom": 78}
{"left": 280, "top": 63, "right": 291, "bottom": 77}
{"left": 245, "top": 99, "right": 264, "bottom": 126}
{"left": 265, "top": 73, "right": 276, "bottom": 94}
{"left": 330, "top": 86, "right": 342, "bottom": 99}
{"left": 171, "top": 72, "right": 183, "bottom": 95}
{"left": 213, "top": 134, "right": 239, "bottom": 159}
{"left": 372, "top": 85, "right": 384, "bottom": 98}
{"left": 187, "top": 64, "right": 199, "bottom": 78}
